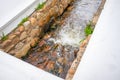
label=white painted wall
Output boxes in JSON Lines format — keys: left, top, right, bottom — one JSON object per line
{"left": 73, "top": 0, "right": 120, "bottom": 80}
{"left": 0, "top": 0, "right": 35, "bottom": 28}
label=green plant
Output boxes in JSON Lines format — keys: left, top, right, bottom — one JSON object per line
{"left": 1, "top": 32, "right": 8, "bottom": 41}
{"left": 84, "top": 22, "right": 93, "bottom": 36}
{"left": 18, "top": 17, "right": 28, "bottom": 26}
{"left": 35, "top": 2, "right": 46, "bottom": 10}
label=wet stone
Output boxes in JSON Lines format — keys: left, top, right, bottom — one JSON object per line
{"left": 46, "top": 61, "right": 55, "bottom": 71}
{"left": 38, "top": 40, "right": 46, "bottom": 47}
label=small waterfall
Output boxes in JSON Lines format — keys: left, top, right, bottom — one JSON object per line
{"left": 50, "top": 0, "right": 101, "bottom": 47}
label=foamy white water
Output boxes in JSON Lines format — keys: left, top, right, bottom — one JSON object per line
{"left": 50, "top": 0, "right": 102, "bottom": 47}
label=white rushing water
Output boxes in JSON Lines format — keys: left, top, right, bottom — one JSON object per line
{"left": 50, "top": 0, "right": 102, "bottom": 47}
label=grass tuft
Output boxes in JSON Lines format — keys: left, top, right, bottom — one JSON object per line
{"left": 84, "top": 22, "right": 93, "bottom": 36}
{"left": 35, "top": 2, "right": 46, "bottom": 10}
{"left": 18, "top": 17, "right": 28, "bottom": 26}
{"left": 1, "top": 32, "right": 8, "bottom": 41}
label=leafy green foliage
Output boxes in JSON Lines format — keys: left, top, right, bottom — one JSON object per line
{"left": 1, "top": 32, "right": 8, "bottom": 41}
{"left": 18, "top": 17, "right": 28, "bottom": 26}
{"left": 84, "top": 22, "right": 93, "bottom": 36}
{"left": 35, "top": 2, "right": 46, "bottom": 10}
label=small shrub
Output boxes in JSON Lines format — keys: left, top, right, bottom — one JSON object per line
{"left": 1, "top": 32, "right": 8, "bottom": 41}
{"left": 18, "top": 17, "right": 28, "bottom": 26}
{"left": 84, "top": 22, "right": 93, "bottom": 36}
{"left": 35, "top": 2, "right": 46, "bottom": 10}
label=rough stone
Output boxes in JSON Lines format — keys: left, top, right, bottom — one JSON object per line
{"left": 57, "top": 57, "right": 65, "bottom": 65}
{"left": 30, "top": 39, "right": 36, "bottom": 47}
{"left": 20, "top": 31, "right": 27, "bottom": 40}
{"left": 29, "top": 17, "right": 37, "bottom": 26}
{"left": 43, "top": 34, "right": 51, "bottom": 40}
{"left": 44, "top": 45, "right": 51, "bottom": 52}
{"left": 15, "top": 42, "right": 24, "bottom": 50}
{"left": 8, "top": 34, "right": 16, "bottom": 40}
{"left": 39, "top": 40, "right": 46, "bottom": 47}
{"left": 46, "top": 61, "right": 55, "bottom": 70}
{"left": 0, "top": 40, "right": 12, "bottom": 48}
{"left": 68, "top": 68, "right": 75, "bottom": 75}
{"left": 14, "top": 31, "right": 21, "bottom": 35}
{"left": 23, "top": 21, "right": 31, "bottom": 30}
{"left": 51, "top": 51, "right": 57, "bottom": 58}
{"left": 30, "top": 29, "right": 40, "bottom": 37}
{"left": 15, "top": 43, "right": 31, "bottom": 58}
{"left": 4, "top": 44, "right": 15, "bottom": 52}
{"left": 18, "top": 26, "right": 25, "bottom": 32}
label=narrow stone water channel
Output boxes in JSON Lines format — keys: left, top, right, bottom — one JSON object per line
{"left": 0, "top": 0, "right": 105, "bottom": 79}
{"left": 22, "top": 0, "right": 102, "bottom": 79}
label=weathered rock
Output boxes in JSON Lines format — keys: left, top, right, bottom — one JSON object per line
{"left": 58, "top": 67, "right": 63, "bottom": 73}
{"left": 18, "top": 26, "right": 25, "bottom": 32}
{"left": 20, "top": 31, "right": 27, "bottom": 40}
{"left": 14, "top": 31, "right": 21, "bottom": 35}
{"left": 30, "top": 29, "right": 40, "bottom": 37}
{"left": 4, "top": 44, "right": 15, "bottom": 52}
{"left": 51, "top": 51, "right": 57, "bottom": 58}
{"left": 15, "top": 42, "right": 24, "bottom": 50}
{"left": 39, "top": 40, "right": 46, "bottom": 47}
{"left": 30, "top": 39, "right": 36, "bottom": 47}
{"left": 23, "top": 21, "right": 31, "bottom": 30}
{"left": 44, "top": 45, "right": 51, "bottom": 52}
{"left": 43, "top": 34, "right": 51, "bottom": 40}
{"left": 29, "top": 17, "right": 37, "bottom": 26}
{"left": 46, "top": 61, "right": 55, "bottom": 70}
{"left": 15, "top": 43, "right": 31, "bottom": 58}
{"left": 0, "top": 40, "right": 12, "bottom": 48}
{"left": 68, "top": 68, "right": 75, "bottom": 75}
{"left": 8, "top": 34, "right": 16, "bottom": 40}
{"left": 37, "top": 64, "right": 44, "bottom": 69}
{"left": 57, "top": 57, "right": 66, "bottom": 65}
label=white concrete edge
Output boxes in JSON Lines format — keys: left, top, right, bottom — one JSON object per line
{"left": 0, "top": 51, "right": 63, "bottom": 80}
{"left": 73, "top": 0, "right": 120, "bottom": 80}
{"left": 0, "top": 0, "right": 45, "bottom": 36}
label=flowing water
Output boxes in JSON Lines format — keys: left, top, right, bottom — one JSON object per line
{"left": 23, "top": 0, "right": 102, "bottom": 79}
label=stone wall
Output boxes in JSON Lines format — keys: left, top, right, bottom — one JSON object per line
{"left": 0, "top": 0, "right": 73, "bottom": 58}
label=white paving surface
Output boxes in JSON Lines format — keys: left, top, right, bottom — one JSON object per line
{"left": 73, "top": 0, "right": 120, "bottom": 80}
{"left": 0, "top": 51, "right": 63, "bottom": 80}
